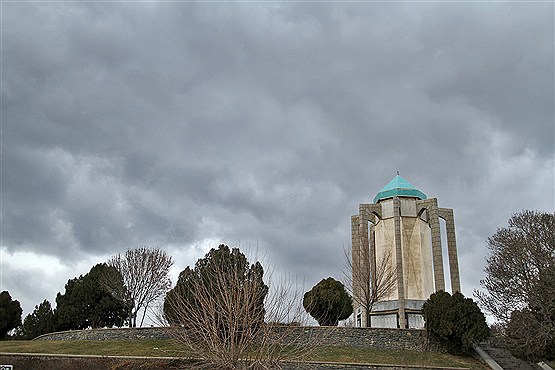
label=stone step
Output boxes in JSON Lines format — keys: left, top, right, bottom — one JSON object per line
{"left": 480, "top": 342, "right": 536, "bottom": 370}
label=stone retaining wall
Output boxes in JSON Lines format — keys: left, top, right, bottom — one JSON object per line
{"left": 36, "top": 326, "right": 438, "bottom": 351}
{"left": 35, "top": 327, "right": 171, "bottom": 341}
{"left": 272, "top": 326, "right": 431, "bottom": 351}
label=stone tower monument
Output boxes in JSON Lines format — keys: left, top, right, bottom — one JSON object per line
{"left": 351, "top": 174, "right": 460, "bottom": 328}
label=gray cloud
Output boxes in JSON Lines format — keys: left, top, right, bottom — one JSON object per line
{"left": 2, "top": 2, "right": 553, "bottom": 316}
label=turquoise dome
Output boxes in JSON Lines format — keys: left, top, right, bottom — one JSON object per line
{"left": 373, "top": 175, "right": 427, "bottom": 203}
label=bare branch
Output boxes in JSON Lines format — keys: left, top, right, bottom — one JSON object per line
{"left": 474, "top": 210, "right": 554, "bottom": 361}
{"left": 160, "top": 245, "right": 323, "bottom": 369}
{"left": 343, "top": 243, "right": 397, "bottom": 326}
{"left": 107, "top": 246, "right": 174, "bottom": 327}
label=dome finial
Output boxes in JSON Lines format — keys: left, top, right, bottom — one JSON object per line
{"left": 397, "top": 170, "right": 400, "bottom": 175}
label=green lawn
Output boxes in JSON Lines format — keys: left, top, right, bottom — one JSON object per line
{"left": 0, "top": 340, "right": 182, "bottom": 357}
{"left": 0, "top": 340, "right": 488, "bottom": 369}
{"left": 307, "top": 346, "right": 488, "bottom": 369}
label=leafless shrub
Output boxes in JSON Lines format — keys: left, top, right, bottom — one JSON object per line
{"left": 159, "top": 245, "right": 323, "bottom": 369}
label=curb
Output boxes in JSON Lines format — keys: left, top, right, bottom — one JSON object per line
{"left": 1, "top": 352, "right": 470, "bottom": 370}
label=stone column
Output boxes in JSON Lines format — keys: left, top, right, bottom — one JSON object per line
{"left": 428, "top": 199, "right": 445, "bottom": 292}
{"left": 440, "top": 208, "right": 461, "bottom": 293}
{"left": 351, "top": 215, "right": 360, "bottom": 326}
{"left": 369, "top": 222, "right": 377, "bottom": 298}
{"left": 359, "top": 204, "right": 382, "bottom": 327}
{"left": 358, "top": 214, "right": 370, "bottom": 327}
{"left": 393, "top": 197, "right": 406, "bottom": 328}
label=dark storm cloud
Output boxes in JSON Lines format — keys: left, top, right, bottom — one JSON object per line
{"left": 2, "top": 2, "right": 553, "bottom": 315}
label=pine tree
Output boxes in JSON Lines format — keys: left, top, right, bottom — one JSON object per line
{"left": 303, "top": 277, "right": 353, "bottom": 326}
{"left": 0, "top": 291, "right": 22, "bottom": 339}
{"left": 22, "top": 299, "right": 56, "bottom": 339}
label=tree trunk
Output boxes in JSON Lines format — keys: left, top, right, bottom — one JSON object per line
{"left": 128, "top": 308, "right": 134, "bottom": 328}
{"left": 366, "top": 303, "right": 374, "bottom": 328}
{"left": 139, "top": 304, "right": 150, "bottom": 327}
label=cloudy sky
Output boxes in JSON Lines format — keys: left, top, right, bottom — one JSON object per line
{"left": 1, "top": 1, "right": 553, "bottom": 321}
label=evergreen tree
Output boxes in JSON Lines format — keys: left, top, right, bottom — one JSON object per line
{"left": 422, "top": 291, "right": 489, "bottom": 353}
{"left": 0, "top": 291, "right": 22, "bottom": 339}
{"left": 55, "top": 263, "right": 130, "bottom": 330}
{"left": 22, "top": 299, "right": 55, "bottom": 339}
{"left": 303, "top": 277, "right": 353, "bottom": 326}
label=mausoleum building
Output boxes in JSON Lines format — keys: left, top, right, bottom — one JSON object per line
{"left": 351, "top": 175, "right": 460, "bottom": 329}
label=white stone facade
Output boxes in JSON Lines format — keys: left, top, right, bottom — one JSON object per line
{"left": 351, "top": 177, "right": 460, "bottom": 329}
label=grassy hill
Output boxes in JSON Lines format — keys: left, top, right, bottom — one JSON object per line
{"left": 0, "top": 339, "right": 489, "bottom": 369}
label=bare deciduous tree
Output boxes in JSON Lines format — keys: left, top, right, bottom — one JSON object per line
{"left": 161, "top": 244, "right": 318, "bottom": 369}
{"left": 343, "top": 244, "right": 397, "bottom": 327}
{"left": 475, "top": 210, "right": 554, "bottom": 360}
{"left": 105, "top": 246, "right": 174, "bottom": 327}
